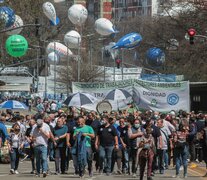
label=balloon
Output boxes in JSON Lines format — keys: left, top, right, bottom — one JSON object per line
{"left": 68, "top": 4, "right": 88, "bottom": 26}
{"left": 112, "top": 32, "right": 142, "bottom": 49}
{"left": 6, "top": 35, "right": 28, "bottom": 57}
{"left": 49, "top": 16, "right": 60, "bottom": 26}
{"left": 48, "top": 52, "right": 60, "bottom": 64}
{"left": 43, "top": 2, "right": 59, "bottom": 25}
{"left": 6, "top": 15, "right": 23, "bottom": 35}
{"left": 54, "top": 0, "right": 65, "bottom": 2}
{"left": 146, "top": 47, "right": 165, "bottom": 66}
{"left": 95, "top": 18, "right": 117, "bottom": 36}
{"left": 64, "top": 30, "right": 81, "bottom": 49}
{"left": 46, "top": 42, "right": 73, "bottom": 57}
{"left": 102, "top": 42, "right": 119, "bottom": 59}
{"left": 0, "top": 6, "right": 15, "bottom": 28}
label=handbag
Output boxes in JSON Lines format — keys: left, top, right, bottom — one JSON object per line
{"left": 175, "top": 140, "right": 186, "bottom": 148}
{"left": 0, "top": 145, "right": 10, "bottom": 164}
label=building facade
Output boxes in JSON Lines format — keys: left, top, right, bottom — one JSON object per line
{"left": 74, "top": 0, "right": 161, "bottom": 19}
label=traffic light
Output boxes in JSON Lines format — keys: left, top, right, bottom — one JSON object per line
{"left": 116, "top": 59, "right": 121, "bottom": 69}
{"left": 187, "top": 28, "right": 196, "bottom": 44}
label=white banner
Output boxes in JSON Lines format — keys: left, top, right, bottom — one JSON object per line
{"left": 72, "top": 79, "right": 190, "bottom": 112}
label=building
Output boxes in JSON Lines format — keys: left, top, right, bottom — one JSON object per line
{"left": 74, "top": 0, "right": 161, "bottom": 19}
{"left": 190, "top": 82, "right": 207, "bottom": 113}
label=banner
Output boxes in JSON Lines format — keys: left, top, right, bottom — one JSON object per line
{"left": 141, "top": 74, "right": 176, "bottom": 82}
{"left": 72, "top": 79, "right": 190, "bottom": 112}
{"left": 140, "top": 74, "right": 184, "bottom": 82}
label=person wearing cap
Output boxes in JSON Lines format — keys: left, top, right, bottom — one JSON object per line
{"left": 31, "top": 119, "right": 51, "bottom": 178}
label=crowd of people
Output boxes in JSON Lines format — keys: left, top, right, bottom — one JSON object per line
{"left": 0, "top": 105, "right": 207, "bottom": 180}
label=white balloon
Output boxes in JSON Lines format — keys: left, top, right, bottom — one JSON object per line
{"left": 95, "top": 18, "right": 116, "bottom": 36}
{"left": 6, "top": 15, "right": 23, "bottom": 35}
{"left": 64, "top": 30, "right": 81, "bottom": 49}
{"left": 48, "top": 52, "right": 60, "bottom": 64}
{"left": 54, "top": 0, "right": 65, "bottom": 2}
{"left": 43, "top": 2, "right": 57, "bottom": 25}
{"left": 46, "top": 42, "right": 73, "bottom": 57}
{"left": 68, "top": 4, "right": 88, "bottom": 26}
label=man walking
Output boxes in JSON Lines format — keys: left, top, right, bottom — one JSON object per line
{"left": 31, "top": 119, "right": 50, "bottom": 177}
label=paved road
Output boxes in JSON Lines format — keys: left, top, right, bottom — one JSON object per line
{"left": 0, "top": 161, "right": 206, "bottom": 180}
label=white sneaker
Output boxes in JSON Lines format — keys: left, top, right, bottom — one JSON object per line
{"left": 10, "top": 169, "right": 14, "bottom": 174}
{"left": 14, "top": 170, "right": 19, "bottom": 174}
{"left": 172, "top": 175, "right": 180, "bottom": 178}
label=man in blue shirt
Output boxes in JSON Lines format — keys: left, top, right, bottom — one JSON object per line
{"left": 0, "top": 113, "right": 9, "bottom": 147}
{"left": 53, "top": 117, "right": 68, "bottom": 174}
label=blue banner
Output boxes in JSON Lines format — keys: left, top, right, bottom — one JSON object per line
{"left": 140, "top": 74, "right": 176, "bottom": 82}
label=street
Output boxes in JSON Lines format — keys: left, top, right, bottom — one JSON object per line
{"left": 0, "top": 161, "right": 206, "bottom": 180}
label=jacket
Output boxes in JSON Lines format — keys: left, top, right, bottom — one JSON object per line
{"left": 72, "top": 132, "right": 87, "bottom": 170}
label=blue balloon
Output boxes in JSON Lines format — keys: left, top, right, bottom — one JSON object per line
{"left": 146, "top": 47, "right": 165, "bottom": 66}
{"left": 49, "top": 16, "right": 60, "bottom": 26}
{"left": 0, "top": 6, "right": 15, "bottom": 28}
{"left": 112, "top": 32, "right": 142, "bottom": 49}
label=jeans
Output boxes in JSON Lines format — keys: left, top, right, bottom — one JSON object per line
{"left": 122, "top": 148, "right": 130, "bottom": 173}
{"left": 157, "top": 149, "right": 165, "bottom": 173}
{"left": 55, "top": 147, "right": 66, "bottom": 173}
{"left": 34, "top": 145, "right": 48, "bottom": 174}
{"left": 9, "top": 148, "right": 19, "bottom": 170}
{"left": 48, "top": 141, "right": 54, "bottom": 160}
{"left": 174, "top": 146, "right": 188, "bottom": 176}
{"left": 163, "top": 149, "right": 169, "bottom": 169}
{"left": 99, "top": 145, "right": 114, "bottom": 173}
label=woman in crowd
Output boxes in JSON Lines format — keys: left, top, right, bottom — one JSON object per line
{"left": 8, "top": 123, "right": 25, "bottom": 174}
{"left": 172, "top": 123, "right": 189, "bottom": 178}
{"left": 139, "top": 127, "right": 155, "bottom": 180}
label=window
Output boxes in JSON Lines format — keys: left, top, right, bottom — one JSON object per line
{"left": 193, "top": 95, "right": 201, "bottom": 102}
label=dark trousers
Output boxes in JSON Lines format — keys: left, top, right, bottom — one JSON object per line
{"left": 111, "top": 148, "right": 122, "bottom": 172}
{"left": 131, "top": 148, "right": 138, "bottom": 174}
{"left": 65, "top": 147, "right": 71, "bottom": 171}
{"left": 189, "top": 141, "right": 196, "bottom": 162}
{"left": 157, "top": 149, "right": 164, "bottom": 173}
{"left": 139, "top": 150, "right": 154, "bottom": 180}
{"left": 55, "top": 147, "right": 66, "bottom": 173}
{"left": 9, "top": 148, "right": 19, "bottom": 170}
{"left": 77, "top": 147, "right": 93, "bottom": 177}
